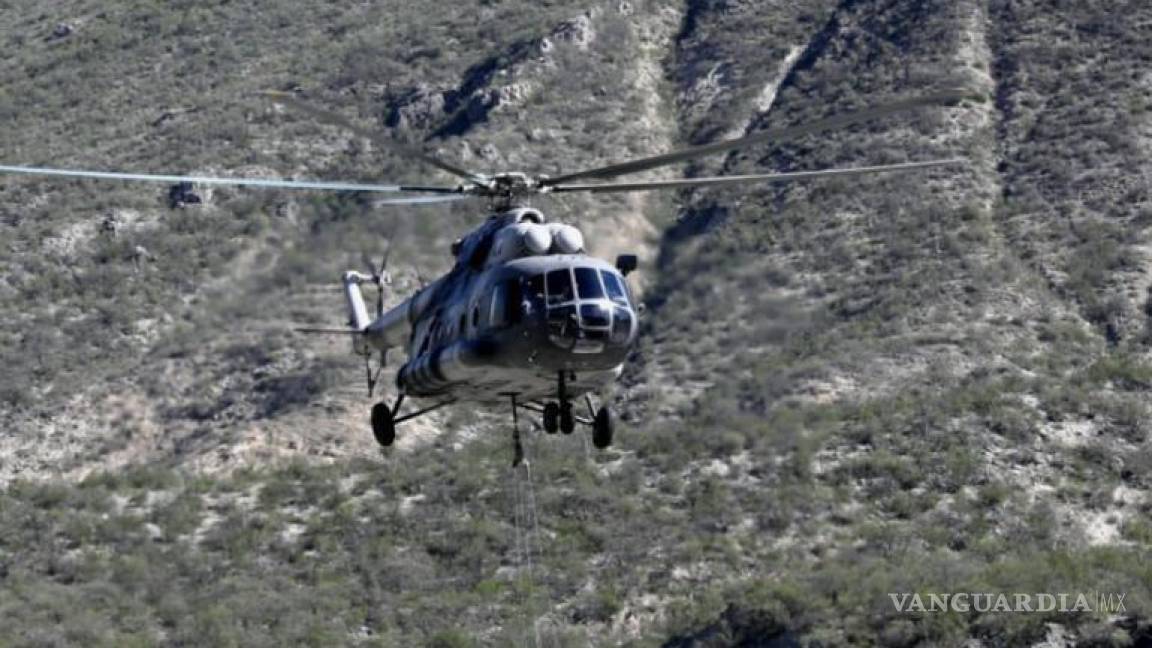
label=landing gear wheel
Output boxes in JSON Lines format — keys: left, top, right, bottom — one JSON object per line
{"left": 592, "top": 406, "right": 614, "bottom": 449}
{"left": 559, "top": 402, "right": 575, "bottom": 435}
{"left": 371, "top": 402, "right": 396, "bottom": 447}
{"left": 543, "top": 402, "right": 559, "bottom": 434}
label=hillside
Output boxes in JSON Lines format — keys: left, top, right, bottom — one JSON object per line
{"left": 1, "top": 0, "right": 1151, "bottom": 646}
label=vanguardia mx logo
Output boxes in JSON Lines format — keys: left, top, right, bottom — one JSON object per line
{"left": 889, "top": 592, "right": 1127, "bottom": 613}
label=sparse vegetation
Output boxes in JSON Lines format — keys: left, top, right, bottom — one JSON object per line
{"left": 1, "top": 0, "right": 1151, "bottom": 645}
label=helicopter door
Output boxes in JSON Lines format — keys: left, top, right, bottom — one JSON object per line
{"left": 505, "top": 279, "right": 522, "bottom": 324}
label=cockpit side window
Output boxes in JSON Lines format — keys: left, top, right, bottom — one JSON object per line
{"left": 546, "top": 269, "right": 573, "bottom": 304}
{"left": 600, "top": 270, "right": 629, "bottom": 306}
{"left": 490, "top": 284, "right": 507, "bottom": 327}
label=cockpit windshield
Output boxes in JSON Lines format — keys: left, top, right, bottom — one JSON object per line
{"left": 525, "top": 266, "right": 635, "bottom": 349}
{"left": 536, "top": 267, "right": 630, "bottom": 306}
{"left": 546, "top": 269, "right": 573, "bottom": 304}
{"left": 574, "top": 267, "right": 604, "bottom": 300}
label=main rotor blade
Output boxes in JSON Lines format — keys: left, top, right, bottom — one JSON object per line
{"left": 371, "top": 194, "right": 472, "bottom": 206}
{"left": 296, "top": 327, "right": 362, "bottom": 335}
{"left": 0, "top": 164, "right": 460, "bottom": 194}
{"left": 264, "top": 91, "right": 485, "bottom": 185}
{"left": 542, "top": 90, "right": 974, "bottom": 186}
{"left": 549, "top": 159, "right": 965, "bottom": 194}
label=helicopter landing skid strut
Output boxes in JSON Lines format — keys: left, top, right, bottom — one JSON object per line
{"left": 371, "top": 393, "right": 455, "bottom": 448}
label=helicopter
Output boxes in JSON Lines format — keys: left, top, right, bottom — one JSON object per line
{"left": 0, "top": 89, "right": 970, "bottom": 464}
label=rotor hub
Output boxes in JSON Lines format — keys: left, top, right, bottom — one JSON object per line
{"left": 466, "top": 172, "right": 551, "bottom": 209}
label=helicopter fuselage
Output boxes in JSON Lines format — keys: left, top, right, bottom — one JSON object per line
{"left": 397, "top": 254, "right": 636, "bottom": 403}
{"left": 349, "top": 208, "right": 639, "bottom": 407}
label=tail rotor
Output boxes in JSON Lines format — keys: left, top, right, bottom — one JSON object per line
{"left": 360, "top": 249, "right": 392, "bottom": 317}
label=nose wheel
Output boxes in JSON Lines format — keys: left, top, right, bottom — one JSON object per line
{"left": 541, "top": 401, "right": 575, "bottom": 434}
{"left": 539, "top": 402, "right": 586, "bottom": 436}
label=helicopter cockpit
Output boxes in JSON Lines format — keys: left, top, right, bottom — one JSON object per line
{"left": 523, "top": 265, "right": 636, "bottom": 353}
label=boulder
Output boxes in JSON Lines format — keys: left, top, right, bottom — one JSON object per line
{"left": 384, "top": 84, "right": 448, "bottom": 132}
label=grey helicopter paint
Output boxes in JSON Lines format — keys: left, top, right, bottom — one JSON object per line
{"left": 345, "top": 207, "right": 638, "bottom": 404}
{"left": 0, "top": 88, "right": 975, "bottom": 461}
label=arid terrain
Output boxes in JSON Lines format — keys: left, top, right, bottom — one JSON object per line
{"left": 1, "top": 0, "right": 1150, "bottom": 645}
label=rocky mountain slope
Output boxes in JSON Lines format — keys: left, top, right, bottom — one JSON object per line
{"left": 1, "top": 0, "right": 1151, "bottom": 645}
